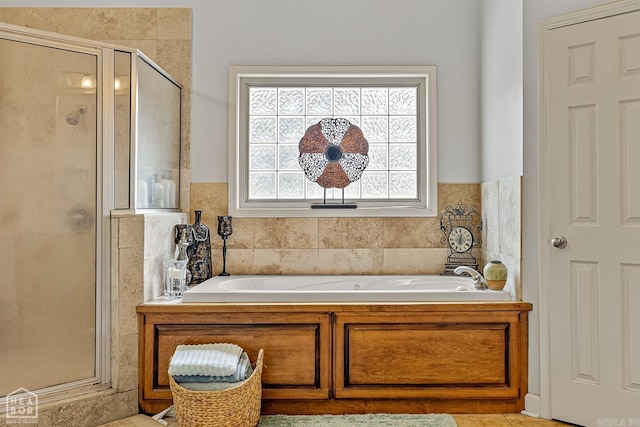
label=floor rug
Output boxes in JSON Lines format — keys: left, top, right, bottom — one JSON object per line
{"left": 258, "top": 413, "right": 457, "bottom": 426}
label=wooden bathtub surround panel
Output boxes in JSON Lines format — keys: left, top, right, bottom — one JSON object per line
{"left": 154, "top": 324, "right": 319, "bottom": 387}
{"left": 333, "top": 311, "right": 525, "bottom": 401}
{"left": 137, "top": 310, "right": 331, "bottom": 413}
{"left": 137, "top": 302, "right": 532, "bottom": 414}
{"left": 344, "top": 324, "right": 507, "bottom": 385}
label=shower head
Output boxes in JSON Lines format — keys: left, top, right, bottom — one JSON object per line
{"left": 66, "top": 106, "right": 87, "bottom": 126}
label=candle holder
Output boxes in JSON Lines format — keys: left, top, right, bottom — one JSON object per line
{"left": 217, "top": 216, "right": 233, "bottom": 276}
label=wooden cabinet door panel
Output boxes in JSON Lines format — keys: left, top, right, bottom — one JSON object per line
{"left": 346, "top": 324, "right": 507, "bottom": 385}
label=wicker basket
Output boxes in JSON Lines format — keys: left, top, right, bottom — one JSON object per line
{"left": 169, "top": 349, "right": 264, "bottom": 427}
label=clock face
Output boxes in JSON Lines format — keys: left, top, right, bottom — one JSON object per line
{"left": 448, "top": 227, "right": 473, "bottom": 253}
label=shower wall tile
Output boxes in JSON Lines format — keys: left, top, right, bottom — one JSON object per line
{"left": 107, "top": 39, "right": 158, "bottom": 62}
{"left": 157, "top": 8, "right": 191, "bottom": 40}
{"left": 253, "top": 249, "right": 319, "bottom": 275}
{"left": 319, "top": 217, "right": 385, "bottom": 249}
{"left": 25, "top": 8, "right": 94, "bottom": 39}
{"left": 117, "top": 333, "right": 138, "bottom": 392}
{"left": 157, "top": 40, "right": 192, "bottom": 89}
{"left": 180, "top": 167, "right": 191, "bottom": 214}
{"left": 0, "top": 8, "right": 25, "bottom": 25}
{"left": 118, "top": 215, "right": 143, "bottom": 249}
{"left": 118, "top": 246, "right": 143, "bottom": 336}
{"left": 90, "top": 8, "right": 157, "bottom": 40}
{"left": 318, "top": 249, "right": 384, "bottom": 274}
{"left": 382, "top": 248, "right": 451, "bottom": 275}
{"left": 254, "top": 217, "right": 319, "bottom": 249}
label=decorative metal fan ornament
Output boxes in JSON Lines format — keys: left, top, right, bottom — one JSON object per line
{"left": 298, "top": 118, "right": 369, "bottom": 193}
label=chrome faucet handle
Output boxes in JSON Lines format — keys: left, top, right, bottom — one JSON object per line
{"left": 453, "top": 266, "right": 487, "bottom": 290}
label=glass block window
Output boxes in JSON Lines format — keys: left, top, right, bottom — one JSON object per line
{"left": 229, "top": 66, "right": 438, "bottom": 217}
{"left": 248, "top": 86, "right": 418, "bottom": 200}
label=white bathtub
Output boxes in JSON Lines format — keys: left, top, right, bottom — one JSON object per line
{"left": 181, "top": 275, "right": 512, "bottom": 303}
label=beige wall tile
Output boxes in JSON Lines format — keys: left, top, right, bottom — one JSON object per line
{"left": 156, "top": 39, "right": 191, "bottom": 89}
{"left": 118, "top": 246, "right": 144, "bottom": 289}
{"left": 157, "top": 8, "right": 191, "bottom": 40}
{"left": 220, "top": 217, "right": 254, "bottom": 250}
{"left": 116, "top": 333, "right": 138, "bottom": 392}
{"left": 118, "top": 215, "right": 144, "bottom": 249}
{"left": 0, "top": 8, "right": 26, "bottom": 25}
{"left": 180, "top": 167, "right": 191, "bottom": 213}
{"left": 118, "top": 246, "right": 143, "bottom": 335}
{"left": 25, "top": 8, "right": 93, "bottom": 38}
{"left": 254, "top": 217, "right": 318, "bottom": 249}
{"left": 190, "top": 182, "right": 228, "bottom": 220}
{"left": 90, "top": 8, "right": 156, "bottom": 40}
{"left": 438, "top": 183, "right": 481, "bottom": 212}
{"left": 382, "top": 248, "right": 450, "bottom": 275}
{"left": 318, "top": 249, "right": 383, "bottom": 274}
{"left": 319, "top": 218, "right": 384, "bottom": 249}
{"left": 382, "top": 217, "right": 443, "bottom": 248}
{"left": 105, "top": 39, "right": 157, "bottom": 62}
{"left": 213, "top": 248, "right": 254, "bottom": 275}
{"left": 253, "top": 249, "right": 319, "bottom": 274}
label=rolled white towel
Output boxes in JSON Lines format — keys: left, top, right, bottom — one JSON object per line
{"left": 173, "top": 352, "right": 253, "bottom": 383}
{"left": 169, "top": 343, "right": 243, "bottom": 377}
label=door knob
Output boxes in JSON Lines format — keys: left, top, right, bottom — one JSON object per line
{"left": 551, "top": 236, "right": 567, "bottom": 249}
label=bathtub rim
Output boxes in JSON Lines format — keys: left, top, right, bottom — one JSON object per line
{"left": 180, "top": 274, "right": 513, "bottom": 303}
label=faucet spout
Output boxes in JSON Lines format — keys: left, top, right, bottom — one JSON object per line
{"left": 453, "top": 266, "right": 487, "bottom": 290}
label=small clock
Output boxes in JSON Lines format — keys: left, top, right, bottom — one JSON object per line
{"left": 439, "top": 201, "right": 482, "bottom": 276}
{"left": 448, "top": 226, "right": 473, "bottom": 253}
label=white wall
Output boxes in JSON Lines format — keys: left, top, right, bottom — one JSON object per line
{"left": 0, "top": 0, "right": 483, "bottom": 184}
{"left": 479, "top": 0, "right": 523, "bottom": 182}
{"left": 188, "top": 0, "right": 483, "bottom": 184}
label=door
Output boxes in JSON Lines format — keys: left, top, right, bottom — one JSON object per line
{"left": 0, "top": 36, "right": 98, "bottom": 395}
{"left": 545, "top": 10, "right": 640, "bottom": 426}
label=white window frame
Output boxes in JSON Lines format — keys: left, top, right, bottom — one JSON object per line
{"left": 228, "top": 65, "right": 437, "bottom": 217}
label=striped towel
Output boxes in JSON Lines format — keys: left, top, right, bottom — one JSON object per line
{"left": 168, "top": 343, "right": 243, "bottom": 377}
{"left": 173, "top": 352, "right": 253, "bottom": 383}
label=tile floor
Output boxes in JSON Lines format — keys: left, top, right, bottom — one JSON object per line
{"left": 101, "top": 413, "right": 578, "bottom": 426}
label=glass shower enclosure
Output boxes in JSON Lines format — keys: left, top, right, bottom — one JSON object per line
{"left": 0, "top": 22, "right": 181, "bottom": 402}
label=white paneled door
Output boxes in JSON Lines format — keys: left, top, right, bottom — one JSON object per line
{"left": 545, "top": 8, "right": 640, "bottom": 426}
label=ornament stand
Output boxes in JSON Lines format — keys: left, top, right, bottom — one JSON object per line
{"left": 311, "top": 188, "right": 357, "bottom": 209}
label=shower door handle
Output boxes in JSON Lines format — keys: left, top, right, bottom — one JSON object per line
{"left": 550, "top": 236, "right": 567, "bottom": 249}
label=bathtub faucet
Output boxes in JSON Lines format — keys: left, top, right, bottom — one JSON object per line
{"left": 453, "top": 266, "right": 487, "bottom": 290}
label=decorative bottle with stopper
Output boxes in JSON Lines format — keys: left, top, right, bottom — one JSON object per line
{"left": 164, "top": 227, "right": 191, "bottom": 299}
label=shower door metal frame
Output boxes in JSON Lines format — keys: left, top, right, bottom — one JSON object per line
{"left": 0, "top": 22, "right": 113, "bottom": 405}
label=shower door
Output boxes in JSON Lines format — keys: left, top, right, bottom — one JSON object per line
{"left": 0, "top": 37, "right": 99, "bottom": 396}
